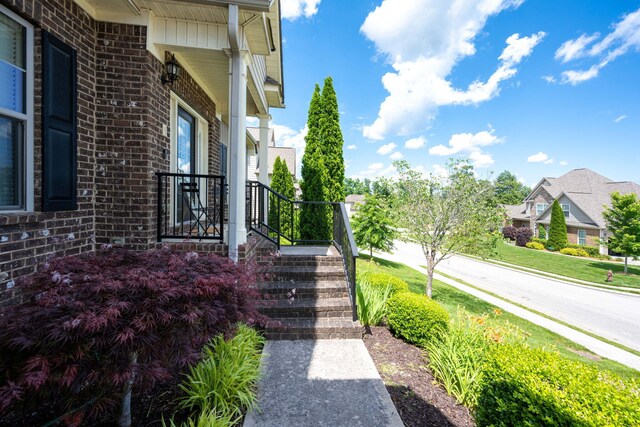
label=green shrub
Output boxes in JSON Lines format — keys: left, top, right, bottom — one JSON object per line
{"left": 564, "top": 243, "right": 600, "bottom": 257}
{"left": 386, "top": 292, "right": 449, "bottom": 347}
{"left": 163, "top": 410, "right": 233, "bottom": 427}
{"left": 356, "top": 282, "right": 392, "bottom": 327}
{"left": 476, "top": 344, "right": 640, "bottom": 427}
{"left": 538, "top": 224, "right": 546, "bottom": 239}
{"left": 525, "top": 241, "right": 545, "bottom": 250}
{"left": 530, "top": 237, "right": 546, "bottom": 245}
{"left": 426, "top": 316, "right": 490, "bottom": 408}
{"left": 359, "top": 272, "right": 409, "bottom": 295}
{"left": 560, "top": 247, "right": 589, "bottom": 257}
{"left": 179, "top": 324, "right": 265, "bottom": 423}
{"left": 593, "top": 253, "right": 613, "bottom": 261}
{"left": 547, "top": 200, "right": 568, "bottom": 251}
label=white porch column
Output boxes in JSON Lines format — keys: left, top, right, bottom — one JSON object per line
{"left": 228, "top": 4, "right": 247, "bottom": 262}
{"left": 257, "top": 114, "right": 270, "bottom": 185}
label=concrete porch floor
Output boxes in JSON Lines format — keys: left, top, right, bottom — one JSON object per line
{"left": 278, "top": 245, "right": 338, "bottom": 256}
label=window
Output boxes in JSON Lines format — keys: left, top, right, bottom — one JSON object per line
{"left": 578, "top": 229, "right": 586, "bottom": 246}
{"left": 220, "top": 144, "right": 227, "bottom": 177}
{"left": 535, "top": 203, "right": 547, "bottom": 216}
{"left": 561, "top": 203, "right": 570, "bottom": 218}
{"left": 0, "top": 6, "right": 33, "bottom": 211}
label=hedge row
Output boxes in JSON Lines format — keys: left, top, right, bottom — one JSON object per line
{"left": 386, "top": 292, "right": 449, "bottom": 347}
{"left": 476, "top": 344, "right": 640, "bottom": 426}
{"left": 359, "top": 271, "right": 409, "bottom": 295}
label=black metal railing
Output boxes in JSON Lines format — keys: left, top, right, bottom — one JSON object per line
{"left": 246, "top": 180, "right": 359, "bottom": 320}
{"left": 156, "top": 172, "right": 225, "bottom": 241}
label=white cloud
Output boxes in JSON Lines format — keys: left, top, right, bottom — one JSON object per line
{"left": 517, "top": 177, "right": 526, "bottom": 184}
{"left": 246, "top": 117, "right": 260, "bottom": 127}
{"left": 360, "top": 0, "right": 543, "bottom": 140}
{"left": 347, "top": 144, "right": 357, "bottom": 150}
{"left": 555, "top": 33, "right": 600, "bottom": 63}
{"left": 431, "top": 164, "right": 449, "bottom": 178}
{"left": 377, "top": 142, "right": 397, "bottom": 155}
{"left": 404, "top": 136, "right": 426, "bottom": 149}
{"left": 542, "top": 75, "right": 556, "bottom": 83}
{"left": 614, "top": 115, "right": 628, "bottom": 123}
{"left": 390, "top": 151, "right": 404, "bottom": 160}
{"left": 557, "top": 8, "right": 640, "bottom": 84}
{"left": 559, "top": 160, "right": 568, "bottom": 166}
{"left": 543, "top": 158, "right": 554, "bottom": 165}
{"left": 527, "top": 152, "right": 550, "bottom": 163}
{"left": 272, "top": 123, "right": 308, "bottom": 176}
{"left": 351, "top": 162, "right": 398, "bottom": 180}
{"left": 428, "top": 130, "right": 502, "bottom": 168}
{"left": 281, "top": 0, "right": 321, "bottom": 20}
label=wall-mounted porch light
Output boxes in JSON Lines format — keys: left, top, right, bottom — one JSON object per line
{"left": 161, "top": 54, "right": 180, "bottom": 85}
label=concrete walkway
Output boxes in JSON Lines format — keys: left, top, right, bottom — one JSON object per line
{"left": 244, "top": 340, "right": 403, "bottom": 427}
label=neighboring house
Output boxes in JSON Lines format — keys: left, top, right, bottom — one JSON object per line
{"left": 345, "top": 194, "right": 366, "bottom": 217}
{"left": 246, "top": 127, "right": 296, "bottom": 184}
{"left": 504, "top": 168, "right": 640, "bottom": 254}
{"left": 0, "top": 0, "right": 284, "bottom": 303}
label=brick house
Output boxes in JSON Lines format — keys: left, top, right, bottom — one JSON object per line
{"left": 0, "top": 0, "right": 285, "bottom": 304}
{"left": 504, "top": 168, "right": 640, "bottom": 254}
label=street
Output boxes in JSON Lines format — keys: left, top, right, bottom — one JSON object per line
{"left": 385, "top": 241, "right": 640, "bottom": 353}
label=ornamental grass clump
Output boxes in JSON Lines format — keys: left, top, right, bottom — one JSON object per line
{"left": 356, "top": 282, "right": 392, "bottom": 327}
{"left": 178, "top": 324, "right": 265, "bottom": 424}
{"left": 0, "top": 247, "right": 264, "bottom": 427}
{"left": 386, "top": 292, "right": 449, "bottom": 347}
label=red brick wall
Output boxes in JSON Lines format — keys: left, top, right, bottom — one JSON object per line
{"left": 0, "top": 1, "right": 224, "bottom": 303}
{"left": 567, "top": 227, "right": 600, "bottom": 247}
{"left": 0, "top": 0, "right": 97, "bottom": 305}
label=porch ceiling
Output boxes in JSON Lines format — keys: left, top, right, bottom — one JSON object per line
{"left": 79, "top": 0, "right": 284, "bottom": 112}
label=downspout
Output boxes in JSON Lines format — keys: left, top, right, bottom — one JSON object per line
{"left": 228, "top": 4, "right": 248, "bottom": 262}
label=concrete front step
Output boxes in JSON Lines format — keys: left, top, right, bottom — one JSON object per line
{"left": 259, "top": 296, "right": 353, "bottom": 319}
{"left": 259, "top": 280, "right": 350, "bottom": 299}
{"left": 259, "top": 256, "right": 345, "bottom": 267}
{"left": 265, "top": 318, "right": 362, "bottom": 340}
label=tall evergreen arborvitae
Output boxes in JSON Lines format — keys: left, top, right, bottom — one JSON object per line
{"left": 547, "top": 199, "right": 568, "bottom": 250}
{"left": 300, "top": 85, "right": 330, "bottom": 241}
{"left": 299, "top": 150, "right": 330, "bottom": 241}
{"left": 320, "top": 77, "right": 345, "bottom": 202}
{"left": 268, "top": 157, "right": 295, "bottom": 239}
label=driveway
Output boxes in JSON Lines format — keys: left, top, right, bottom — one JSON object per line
{"left": 386, "top": 241, "right": 640, "bottom": 354}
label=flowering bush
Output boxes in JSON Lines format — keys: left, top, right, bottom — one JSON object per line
{"left": 0, "top": 247, "right": 264, "bottom": 426}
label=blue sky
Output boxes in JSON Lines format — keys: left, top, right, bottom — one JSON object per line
{"left": 266, "top": 0, "right": 640, "bottom": 186}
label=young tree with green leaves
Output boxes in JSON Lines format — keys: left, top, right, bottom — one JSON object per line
{"left": 352, "top": 194, "right": 396, "bottom": 259}
{"left": 494, "top": 170, "right": 531, "bottom": 205}
{"left": 392, "top": 160, "right": 503, "bottom": 298}
{"left": 602, "top": 192, "right": 640, "bottom": 274}
{"left": 320, "top": 77, "right": 345, "bottom": 202}
{"left": 547, "top": 200, "right": 568, "bottom": 251}
{"left": 268, "top": 156, "right": 295, "bottom": 239}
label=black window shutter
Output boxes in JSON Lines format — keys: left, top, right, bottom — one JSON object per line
{"left": 42, "top": 31, "right": 77, "bottom": 212}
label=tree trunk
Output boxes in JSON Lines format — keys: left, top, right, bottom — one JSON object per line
{"left": 118, "top": 351, "right": 138, "bottom": 427}
{"left": 370, "top": 247, "right": 373, "bottom": 260}
{"left": 624, "top": 256, "right": 628, "bottom": 274}
{"left": 426, "top": 252, "right": 435, "bottom": 299}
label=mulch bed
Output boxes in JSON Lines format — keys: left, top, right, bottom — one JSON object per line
{"left": 363, "top": 326, "right": 475, "bottom": 427}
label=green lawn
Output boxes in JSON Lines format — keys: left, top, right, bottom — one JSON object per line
{"left": 490, "top": 242, "right": 640, "bottom": 289}
{"left": 357, "top": 255, "right": 639, "bottom": 379}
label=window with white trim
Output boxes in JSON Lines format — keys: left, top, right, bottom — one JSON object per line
{"left": 578, "top": 229, "right": 586, "bottom": 245}
{"left": 0, "top": 6, "right": 33, "bottom": 211}
{"left": 535, "top": 203, "right": 547, "bottom": 216}
{"left": 561, "top": 203, "right": 570, "bottom": 218}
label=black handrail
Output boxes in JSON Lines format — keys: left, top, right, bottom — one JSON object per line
{"left": 156, "top": 172, "right": 225, "bottom": 241}
{"left": 246, "top": 180, "right": 359, "bottom": 320}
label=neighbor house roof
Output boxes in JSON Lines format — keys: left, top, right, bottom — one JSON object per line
{"left": 502, "top": 203, "right": 528, "bottom": 220}
{"left": 522, "top": 168, "right": 640, "bottom": 228}
{"left": 269, "top": 147, "right": 296, "bottom": 177}
{"left": 345, "top": 194, "right": 366, "bottom": 204}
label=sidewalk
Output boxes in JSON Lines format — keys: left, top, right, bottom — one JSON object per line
{"left": 244, "top": 340, "right": 403, "bottom": 427}
{"left": 374, "top": 250, "right": 640, "bottom": 372}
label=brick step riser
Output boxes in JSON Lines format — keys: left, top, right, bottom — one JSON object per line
{"left": 260, "top": 289, "right": 350, "bottom": 300}
{"left": 269, "top": 272, "right": 346, "bottom": 282}
{"left": 266, "top": 330, "right": 362, "bottom": 340}
{"left": 259, "top": 307, "right": 354, "bottom": 319}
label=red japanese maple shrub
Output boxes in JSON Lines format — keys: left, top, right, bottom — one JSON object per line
{"left": 502, "top": 226, "right": 517, "bottom": 241}
{"left": 515, "top": 227, "right": 533, "bottom": 247}
{"left": 0, "top": 246, "right": 264, "bottom": 426}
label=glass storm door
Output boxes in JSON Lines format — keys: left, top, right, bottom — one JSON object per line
{"left": 176, "top": 107, "right": 196, "bottom": 223}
